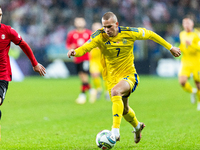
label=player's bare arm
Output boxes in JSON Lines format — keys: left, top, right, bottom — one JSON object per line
{"left": 33, "top": 63, "right": 46, "bottom": 76}
{"left": 170, "top": 47, "right": 181, "bottom": 57}
{"left": 67, "top": 49, "right": 76, "bottom": 58}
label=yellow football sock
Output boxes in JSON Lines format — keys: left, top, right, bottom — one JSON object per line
{"left": 123, "top": 107, "right": 139, "bottom": 128}
{"left": 111, "top": 96, "right": 124, "bottom": 129}
{"left": 197, "top": 90, "right": 200, "bottom": 102}
{"left": 182, "top": 82, "right": 193, "bottom": 93}
{"left": 92, "top": 77, "right": 101, "bottom": 89}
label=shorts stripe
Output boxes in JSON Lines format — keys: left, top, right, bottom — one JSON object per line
{"left": 132, "top": 74, "right": 138, "bottom": 92}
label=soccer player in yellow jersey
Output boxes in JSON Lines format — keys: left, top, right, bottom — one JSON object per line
{"left": 89, "top": 22, "right": 110, "bottom": 102}
{"left": 179, "top": 17, "right": 200, "bottom": 110}
{"left": 67, "top": 12, "right": 181, "bottom": 144}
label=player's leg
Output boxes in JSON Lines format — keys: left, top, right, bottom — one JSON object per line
{"left": 195, "top": 81, "right": 200, "bottom": 110}
{"left": 91, "top": 73, "right": 101, "bottom": 90}
{"left": 90, "top": 61, "right": 103, "bottom": 100}
{"left": 122, "top": 97, "right": 139, "bottom": 127}
{"left": 110, "top": 80, "right": 130, "bottom": 140}
{"left": 122, "top": 97, "right": 145, "bottom": 143}
{"left": 121, "top": 74, "right": 145, "bottom": 143}
{"left": 179, "top": 75, "right": 197, "bottom": 103}
{"left": 0, "top": 80, "right": 8, "bottom": 106}
{"left": 79, "top": 72, "right": 90, "bottom": 92}
{"left": 0, "top": 80, "right": 9, "bottom": 141}
{"left": 90, "top": 72, "right": 101, "bottom": 102}
{"left": 193, "top": 67, "right": 200, "bottom": 110}
{"left": 179, "top": 65, "right": 197, "bottom": 103}
{"left": 76, "top": 61, "right": 90, "bottom": 104}
{"left": 179, "top": 76, "right": 192, "bottom": 92}
{"left": 194, "top": 68, "right": 200, "bottom": 110}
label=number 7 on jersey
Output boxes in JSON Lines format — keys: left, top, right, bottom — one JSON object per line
{"left": 116, "top": 48, "right": 120, "bottom": 57}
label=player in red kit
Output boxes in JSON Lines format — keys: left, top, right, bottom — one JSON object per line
{"left": 0, "top": 6, "right": 46, "bottom": 118}
{"left": 66, "top": 17, "right": 95, "bottom": 104}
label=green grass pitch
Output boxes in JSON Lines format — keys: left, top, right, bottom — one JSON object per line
{"left": 0, "top": 76, "right": 200, "bottom": 150}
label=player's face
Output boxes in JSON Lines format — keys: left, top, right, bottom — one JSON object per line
{"left": 102, "top": 18, "right": 119, "bottom": 37}
{"left": 74, "top": 18, "right": 86, "bottom": 29}
{"left": 0, "top": 9, "right": 2, "bottom": 23}
{"left": 182, "top": 18, "right": 194, "bottom": 32}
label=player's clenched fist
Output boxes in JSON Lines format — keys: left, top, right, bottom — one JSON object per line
{"left": 67, "top": 49, "right": 76, "bottom": 58}
{"left": 170, "top": 47, "right": 181, "bottom": 57}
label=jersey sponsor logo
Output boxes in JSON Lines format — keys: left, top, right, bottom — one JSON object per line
{"left": 105, "top": 41, "right": 111, "bottom": 45}
{"left": 113, "top": 41, "right": 120, "bottom": 44}
{"left": 122, "top": 38, "right": 127, "bottom": 44}
{"left": 1, "top": 34, "right": 5, "bottom": 40}
{"left": 113, "top": 114, "right": 119, "bottom": 117}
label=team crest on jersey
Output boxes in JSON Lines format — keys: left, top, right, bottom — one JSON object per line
{"left": 1, "top": 34, "right": 5, "bottom": 39}
{"left": 122, "top": 38, "right": 127, "bottom": 44}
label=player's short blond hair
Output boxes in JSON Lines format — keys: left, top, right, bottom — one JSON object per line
{"left": 102, "top": 12, "right": 118, "bottom": 23}
{"left": 183, "top": 14, "right": 195, "bottom": 22}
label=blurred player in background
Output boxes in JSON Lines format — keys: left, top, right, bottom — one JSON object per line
{"left": 178, "top": 16, "right": 200, "bottom": 110}
{"left": 68, "top": 12, "right": 181, "bottom": 145}
{"left": 89, "top": 22, "right": 109, "bottom": 103}
{"left": 66, "top": 17, "right": 93, "bottom": 104}
{"left": 0, "top": 6, "right": 46, "bottom": 115}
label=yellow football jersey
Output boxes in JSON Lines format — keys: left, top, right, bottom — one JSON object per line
{"left": 75, "top": 26, "right": 172, "bottom": 83}
{"left": 90, "top": 47, "right": 101, "bottom": 63}
{"left": 179, "top": 29, "right": 200, "bottom": 66}
{"left": 89, "top": 47, "right": 102, "bottom": 74}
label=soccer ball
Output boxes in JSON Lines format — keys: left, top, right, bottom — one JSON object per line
{"left": 96, "top": 130, "right": 116, "bottom": 149}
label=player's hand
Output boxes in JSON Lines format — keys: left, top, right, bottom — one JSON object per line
{"left": 33, "top": 63, "right": 46, "bottom": 76}
{"left": 67, "top": 49, "right": 76, "bottom": 58}
{"left": 170, "top": 47, "right": 181, "bottom": 57}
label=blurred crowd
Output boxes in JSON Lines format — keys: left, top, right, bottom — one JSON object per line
{"left": 1, "top": 0, "right": 200, "bottom": 67}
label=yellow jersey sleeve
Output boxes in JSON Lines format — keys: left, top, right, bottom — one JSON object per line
{"left": 75, "top": 30, "right": 102, "bottom": 57}
{"left": 134, "top": 27, "right": 172, "bottom": 50}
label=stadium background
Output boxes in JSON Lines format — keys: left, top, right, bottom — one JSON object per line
{"left": 1, "top": 0, "right": 200, "bottom": 77}
{"left": 1, "top": 1, "right": 200, "bottom": 149}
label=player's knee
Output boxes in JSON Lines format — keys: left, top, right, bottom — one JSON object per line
{"left": 111, "top": 88, "right": 121, "bottom": 97}
{"left": 179, "top": 77, "right": 187, "bottom": 86}
{"left": 179, "top": 81, "right": 186, "bottom": 86}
